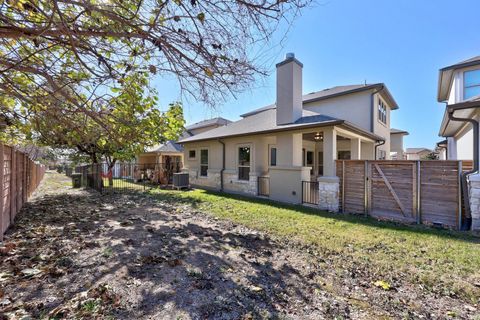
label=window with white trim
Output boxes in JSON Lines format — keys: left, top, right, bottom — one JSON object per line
{"left": 378, "top": 99, "right": 387, "bottom": 124}
{"left": 464, "top": 69, "right": 480, "bottom": 100}
{"left": 188, "top": 150, "right": 196, "bottom": 159}
{"left": 200, "top": 149, "right": 208, "bottom": 176}
{"left": 238, "top": 146, "right": 251, "bottom": 181}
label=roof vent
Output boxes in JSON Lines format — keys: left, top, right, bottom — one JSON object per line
{"left": 286, "top": 52, "right": 295, "bottom": 59}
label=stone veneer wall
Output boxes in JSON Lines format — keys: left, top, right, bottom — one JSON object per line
{"left": 468, "top": 174, "right": 480, "bottom": 231}
{"left": 186, "top": 169, "right": 257, "bottom": 195}
{"left": 317, "top": 176, "right": 339, "bottom": 212}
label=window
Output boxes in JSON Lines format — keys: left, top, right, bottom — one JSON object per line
{"left": 338, "top": 151, "right": 351, "bottom": 160}
{"left": 302, "top": 148, "right": 306, "bottom": 166}
{"left": 464, "top": 69, "right": 480, "bottom": 100}
{"left": 200, "top": 149, "right": 208, "bottom": 176}
{"left": 238, "top": 146, "right": 251, "bottom": 181}
{"left": 270, "top": 147, "right": 277, "bottom": 166}
{"left": 188, "top": 150, "right": 196, "bottom": 159}
{"left": 378, "top": 99, "right": 387, "bottom": 124}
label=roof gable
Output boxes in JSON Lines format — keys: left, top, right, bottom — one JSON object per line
{"left": 437, "top": 56, "right": 480, "bottom": 102}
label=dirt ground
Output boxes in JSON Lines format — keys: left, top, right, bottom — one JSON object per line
{"left": 0, "top": 172, "right": 479, "bottom": 319}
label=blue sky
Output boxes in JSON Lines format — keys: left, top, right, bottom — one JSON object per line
{"left": 154, "top": 0, "right": 480, "bottom": 149}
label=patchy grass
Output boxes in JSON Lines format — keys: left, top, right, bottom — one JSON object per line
{"left": 149, "top": 188, "right": 480, "bottom": 302}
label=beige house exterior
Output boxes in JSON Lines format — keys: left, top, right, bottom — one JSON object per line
{"left": 437, "top": 55, "right": 480, "bottom": 230}
{"left": 179, "top": 54, "right": 400, "bottom": 210}
{"left": 390, "top": 128, "right": 409, "bottom": 160}
{"left": 405, "top": 148, "right": 432, "bottom": 160}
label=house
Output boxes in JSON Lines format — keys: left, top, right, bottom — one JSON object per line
{"left": 405, "top": 147, "right": 433, "bottom": 160}
{"left": 390, "top": 128, "right": 409, "bottom": 159}
{"left": 179, "top": 53, "right": 400, "bottom": 209}
{"left": 135, "top": 117, "right": 231, "bottom": 183}
{"left": 436, "top": 139, "right": 448, "bottom": 160}
{"left": 437, "top": 55, "right": 480, "bottom": 230}
{"left": 438, "top": 56, "right": 480, "bottom": 161}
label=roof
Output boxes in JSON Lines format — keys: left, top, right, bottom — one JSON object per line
{"left": 438, "top": 99, "right": 480, "bottom": 137}
{"left": 390, "top": 128, "right": 409, "bottom": 135}
{"left": 185, "top": 117, "right": 232, "bottom": 131}
{"left": 436, "top": 139, "right": 447, "bottom": 147}
{"left": 240, "top": 83, "right": 398, "bottom": 118}
{"left": 145, "top": 140, "right": 184, "bottom": 153}
{"left": 437, "top": 56, "right": 480, "bottom": 102}
{"left": 179, "top": 108, "right": 383, "bottom": 143}
{"left": 405, "top": 147, "right": 432, "bottom": 154}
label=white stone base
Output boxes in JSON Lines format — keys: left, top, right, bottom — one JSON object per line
{"left": 468, "top": 174, "right": 480, "bottom": 231}
{"left": 317, "top": 176, "right": 339, "bottom": 212}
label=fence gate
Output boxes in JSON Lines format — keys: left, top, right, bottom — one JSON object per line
{"left": 337, "top": 160, "right": 462, "bottom": 229}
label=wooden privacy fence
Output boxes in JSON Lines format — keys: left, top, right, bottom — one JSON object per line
{"left": 0, "top": 144, "right": 46, "bottom": 240}
{"left": 337, "top": 160, "right": 463, "bottom": 229}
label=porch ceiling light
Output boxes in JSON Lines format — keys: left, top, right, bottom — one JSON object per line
{"left": 314, "top": 132, "right": 323, "bottom": 141}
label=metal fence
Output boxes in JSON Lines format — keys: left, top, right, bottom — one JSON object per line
{"left": 1, "top": 143, "right": 46, "bottom": 240}
{"left": 302, "top": 181, "right": 319, "bottom": 205}
{"left": 75, "top": 162, "right": 183, "bottom": 193}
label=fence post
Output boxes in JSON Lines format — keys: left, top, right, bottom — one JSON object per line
{"left": 416, "top": 161, "right": 421, "bottom": 224}
{"left": 0, "top": 144, "right": 4, "bottom": 241}
{"left": 364, "top": 160, "right": 368, "bottom": 216}
{"left": 341, "top": 160, "right": 345, "bottom": 213}
{"left": 458, "top": 161, "right": 462, "bottom": 230}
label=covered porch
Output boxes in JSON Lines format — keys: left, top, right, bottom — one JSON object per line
{"left": 257, "top": 125, "right": 380, "bottom": 209}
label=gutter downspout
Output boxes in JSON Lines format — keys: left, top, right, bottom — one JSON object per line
{"left": 218, "top": 139, "right": 225, "bottom": 191}
{"left": 374, "top": 140, "right": 385, "bottom": 160}
{"left": 370, "top": 84, "right": 385, "bottom": 132}
{"left": 446, "top": 105, "right": 479, "bottom": 230}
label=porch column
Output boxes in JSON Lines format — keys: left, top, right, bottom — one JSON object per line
{"left": 322, "top": 127, "right": 337, "bottom": 176}
{"left": 277, "top": 132, "right": 302, "bottom": 166}
{"left": 350, "top": 137, "right": 361, "bottom": 160}
{"left": 269, "top": 132, "right": 309, "bottom": 204}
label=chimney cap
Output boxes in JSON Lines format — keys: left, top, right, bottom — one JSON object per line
{"left": 276, "top": 53, "right": 303, "bottom": 68}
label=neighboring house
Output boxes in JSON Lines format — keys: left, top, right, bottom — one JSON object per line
{"left": 390, "top": 128, "right": 409, "bottom": 160}
{"left": 436, "top": 55, "right": 480, "bottom": 230}
{"left": 137, "top": 117, "right": 232, "bottom": 166}
{"left": 436, "top": 139, "right": 448, "bottom": 160}
{"left": 405, "top": 148, "right": 433, "bottom": 160}
{"left": 438, "top": 56, "right": 480, "bottom": 161}
{"left": 179, "top": 53, "right": 399, "bottom": 207}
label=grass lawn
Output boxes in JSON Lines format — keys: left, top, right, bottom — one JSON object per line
{"left": 149, "top": 188, "right": 480, "bottom": 303}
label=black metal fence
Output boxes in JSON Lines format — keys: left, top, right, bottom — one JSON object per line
{"left": 73, "top": 162, "right": 183, "bottom": 193}
{"left": 257, "top": 176, "right": 270, "bottom": 197}
{"left": 302, "top": 181, "right": 319, "bottom": 205}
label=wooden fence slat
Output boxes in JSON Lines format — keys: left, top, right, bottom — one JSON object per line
{"left": 373, "top": 163, "right": 408, "bottom": 217}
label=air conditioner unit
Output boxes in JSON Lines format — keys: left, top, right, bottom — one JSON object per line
{"left": 173, "top": 172, "right": 189, "bottom": 189}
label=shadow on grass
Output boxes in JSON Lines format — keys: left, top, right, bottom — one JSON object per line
{"left": 148, "top": 188, "right": 480, "bottom": 244}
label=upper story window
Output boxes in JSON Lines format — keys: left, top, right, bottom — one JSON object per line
{"left": 464, "top": 69, "right": 480, "bottom": 100}
{"left": 269, "top": 146, "right": 277, "bottom": 166}
{"left": 378, "top": 99, "right": 387, "bottom": 124}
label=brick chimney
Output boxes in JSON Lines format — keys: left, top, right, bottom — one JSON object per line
{"left": 276, "top": 53, "right": 303, "bottom": 125}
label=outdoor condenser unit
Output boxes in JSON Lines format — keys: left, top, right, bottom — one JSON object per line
{"left": 173, "top": 172, "right": 189, "bottom": 189}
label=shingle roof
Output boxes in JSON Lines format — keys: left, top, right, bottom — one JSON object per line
{"left": 240, "top": 83, "right": 398, "bottom": 118}
{"left": 185, "top": 117, "right": 232, "bottom": 130}
{"left": 145, "top": 140, "right": 184, "bottom": 153}
{"left": 438, "top": 55, "right": 480, "bottom": 102}
{"left": 179, "top": 108, "right": 382, "bottom": 143}
{"left": 390, "top": 128, "right": 409, "bottom": 135}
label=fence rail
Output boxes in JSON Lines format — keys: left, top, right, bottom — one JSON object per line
{"left": 75, "top": 162, "right": 183, "bottom": 193}
{"left": 1, "top": 144, "right": 46, "bottom": 240}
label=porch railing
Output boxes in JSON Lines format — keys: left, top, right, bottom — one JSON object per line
{"left": 257, "top": 176, "right": 269, "bottom": 197}
{"left": 302, "top": 181, "right": 319, "bottom": 205}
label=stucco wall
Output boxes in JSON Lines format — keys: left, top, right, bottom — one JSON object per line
{"left": 456, "top": 124, "right": 474, "bottom": 160}
{"left": 390, "top": 133, "right": 405, "bottom": 159}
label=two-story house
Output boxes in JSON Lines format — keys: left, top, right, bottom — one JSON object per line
{"left": 437, "top": 55, "right": 480, "bottom": 230}
{"left": 179, "top": 54, "right": 400, "bottom": 210}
